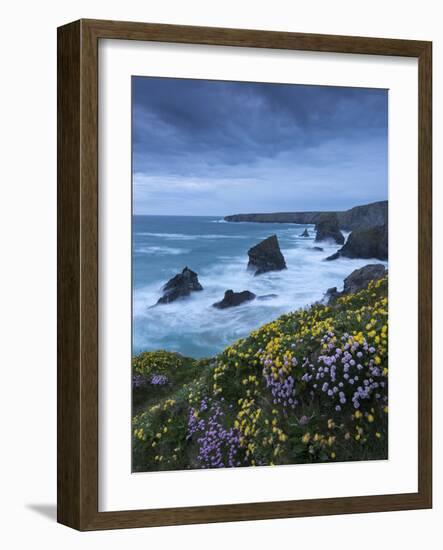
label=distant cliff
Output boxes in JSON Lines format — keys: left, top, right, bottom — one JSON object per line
{"left": 224, "top": 200, "right": 388, "bottom": 231}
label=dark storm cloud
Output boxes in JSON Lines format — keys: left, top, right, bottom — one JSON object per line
{"left": 132, "top": 77, "right": 388, "bottom": 215}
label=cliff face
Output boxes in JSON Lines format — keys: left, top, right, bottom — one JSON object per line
{"left": 224, "top": 211, "right": 333, "bottom": 225}
{"left": 224, "top": 200, "right": 387, "bottom": 231}
{"left": 337, "top": 201, "right": 388, "bottom": 231}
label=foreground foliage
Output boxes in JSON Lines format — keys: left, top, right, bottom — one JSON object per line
{"left": 132, "top": 276, "right": 388, "bottom": 471}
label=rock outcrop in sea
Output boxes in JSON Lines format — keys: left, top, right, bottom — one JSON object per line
{"left": 314, "top": 214, "right": 345, "bottom": 244}
{"left": 247, "top": 235, "right": 287, "bottom": 276}
{"left": 213, "top": 290, "right": 256, "bottom": 309}
{"left": 300, "top": 228, "right": 310, "bottom": 237}
{"left": 157, "top": 267, "right": 203, "bottom": 304}
{"left": 325, "top": 264, "right": 387, "bottom": 303}
{"left": 326, "top": 224, "right": 388, "bottom": 261}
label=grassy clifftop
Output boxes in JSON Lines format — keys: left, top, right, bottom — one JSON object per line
{"left": 132, "top": 275, "right": 388, "bottom": 472}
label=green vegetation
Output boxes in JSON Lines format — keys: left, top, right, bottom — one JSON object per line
{"left": 132, "top": 276, "right": 388, "bottom": 472}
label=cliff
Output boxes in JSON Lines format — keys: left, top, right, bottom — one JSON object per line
{"left": 224, "top": 200, "right": 387, "bottom": 231}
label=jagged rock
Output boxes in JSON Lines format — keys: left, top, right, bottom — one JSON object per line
{"left": 325, "top": 251, "right": 340, "bottom": 261}
{"left": 312, "top": 246, "right": 324, "bottom": 251}
{"left": 326, "top": 224, "right": 388, "bottom": 261}
{"left": 247, "top": 235, "right": 287, "bottom": 276}
{"left": 314, "top": 214, "right": 345, "bottom": 244}
{"left": 325, "top": 264, "right": 387, "bottom": 304}
{"left": 213, "top": 290, "right": 256, "bottom": 309}
{"left": 300, "top": 228, "right": 310, "bottom": 237}
{"left": 157, "top": 267, "right": 203, "bottom": 304}
{"left": 343, "top": 264, "right": 387, "bottom": 294}
{"left": 325, "top": 287, "right": 339, "bottom": 303}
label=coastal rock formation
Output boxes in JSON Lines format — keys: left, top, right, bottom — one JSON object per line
{"left": 338, "top": 201, "right": 388, "bottom": 231}
{"left": 300, "top": 228, "right": 310, "bottom": 237}
{"left": 157, "top": 267, "right": 203, "bottom": 304}
{"left": 314, "top": 214, "right": 345, "bottom": 245}
{"left": 312, "top": 246, "right": 324, "bottom": 252}
{"left": 325, "top": 264, "right": 387, "bottom": 304}
{"left": 213, "top": 290, "right": 256, "bottom": 309}
{"left": 326, "top": 224, "right": 388, "bottom": 261}
{"left": 224, "top": 200, "right": 387, "bottom": 232}
{"left": 247, "top": 235, "right": 287, "bottom": 276}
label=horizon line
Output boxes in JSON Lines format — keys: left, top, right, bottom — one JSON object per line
{"left": 133, "top": 199, "right": 388, "bottom": 218}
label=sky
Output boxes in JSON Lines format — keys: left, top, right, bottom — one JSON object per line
{"left": 132, "top": 77, "right": 388, "bottom": 216}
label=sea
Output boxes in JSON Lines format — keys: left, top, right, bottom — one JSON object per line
{"left": 133, "top": 215, "right": 387, "bottom": 358}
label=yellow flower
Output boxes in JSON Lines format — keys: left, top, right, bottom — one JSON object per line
{"left": 302, "top": 433, "right": 311, "bottom": 444}
{"left": 367, "top": 414, "right": 374, "bottom": 423}
{"left": 375, "top": 432, "right": 381, "bottom": 439}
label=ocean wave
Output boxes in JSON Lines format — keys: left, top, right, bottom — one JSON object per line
{"left": 133, "top": 224, "right": 388, "bottom": 357}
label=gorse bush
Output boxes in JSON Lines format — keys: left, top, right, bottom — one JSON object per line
{"left": 132, "top": 275, "right": 388, "bottom": 471}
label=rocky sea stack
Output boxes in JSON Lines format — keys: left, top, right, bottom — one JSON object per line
{"left": 326, "top": 224, "right": 388, "bottom": 261}
{"left": 247, "top": 235, "right": 287, "bottom": 276}
{"left": 300, "top": 228, "right": 310, "bottom": 237}
{"left": 157, "top": 267, "right": 203, "bottom": 305}
{"left": 213, "top": 290, "right": 256, "bottom": 309}
{"left": 314, "top": 214, "right": 345, "bottom": 245}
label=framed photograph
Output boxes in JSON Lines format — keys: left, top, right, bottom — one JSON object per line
{"left": 57, "top": 19, "right": 432, "bottom": 530}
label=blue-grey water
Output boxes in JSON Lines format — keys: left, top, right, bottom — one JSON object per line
{"left": 133, "top": 216, "right": 386, "bottom": 358}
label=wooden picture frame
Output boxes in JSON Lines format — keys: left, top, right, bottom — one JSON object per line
{"left": 57, "top": 18, "right": 432, "bottom": 530}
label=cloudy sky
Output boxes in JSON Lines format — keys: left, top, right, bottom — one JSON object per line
{"left": 132, "top": 77, "right": 388, "bottom": 216}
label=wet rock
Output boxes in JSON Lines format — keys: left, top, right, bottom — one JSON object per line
{"left": 326, "top": 224, "right": 388, "bottom": 261}
{"left": 312, "top": 246, "right": 324, "bottom": 252}
{"left": 314, "top": 214, "right": 345, "bottom": 245}
{"left": 157, "top": 267, "right": 203, "bottom": 304}
{"left": 300, "top": 228, "right": 310, "bottom": 237}
{"left": 247, "top": 235, "right": 287, "bottom": 276}
{"left": 213, "top": 290, "right": 256, "bottom": 309}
